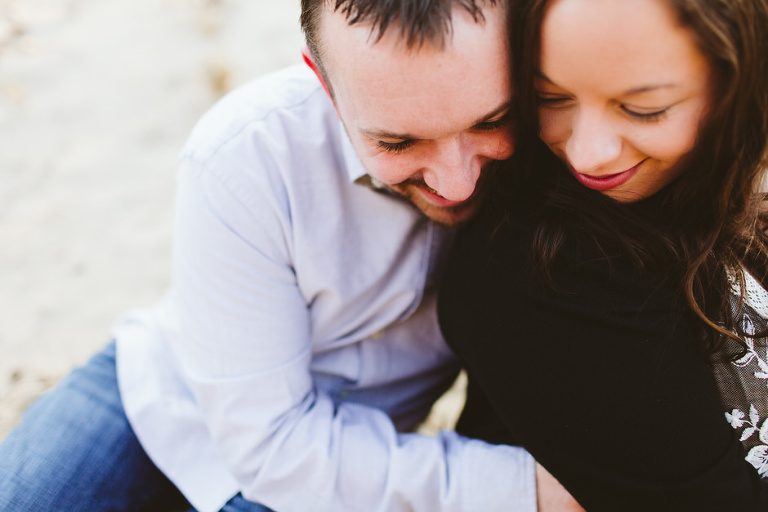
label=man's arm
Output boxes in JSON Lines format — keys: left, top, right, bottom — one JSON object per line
{"left": 166, "top": 149, "right": 538, "bottom": 512}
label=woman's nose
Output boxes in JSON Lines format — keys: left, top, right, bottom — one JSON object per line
{"left": 564, "top": 109, "right": 622, "bottom": 174}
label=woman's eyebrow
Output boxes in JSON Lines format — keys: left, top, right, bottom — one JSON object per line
{"left": 535, "top": 71, "right": 553, "bottom": 84}
{"left": 536, "top": 70, "right": 677, "bottom": 96}
{"left": 622, "top": 83, "right": 678, "bottom": 96}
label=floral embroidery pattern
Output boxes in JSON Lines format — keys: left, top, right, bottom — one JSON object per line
{"left": 725, "top": 404, "right": 768, "bottom": 477}
{"left": 730, "top": 316, "right": 768, "bottom": 378}
{"left": 723, "top": 273, "right": 768, "bottom": 478}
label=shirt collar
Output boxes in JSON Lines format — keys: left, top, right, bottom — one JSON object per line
{"left": 339, "top": 122, "right": 368, "bottom": 184}
{"left": 339, "top": 120, "right": 402, "bottom": 197}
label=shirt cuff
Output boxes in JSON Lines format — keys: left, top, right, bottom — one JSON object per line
{"left": 459, "top": 438, "right": 537, "bottom": 512}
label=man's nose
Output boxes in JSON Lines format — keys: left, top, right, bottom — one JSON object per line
{"left": 565, "top": 109, "right": 621, "bottom": 175}
{"left": 424, "top": 136, "right": 481, "bottom": 202}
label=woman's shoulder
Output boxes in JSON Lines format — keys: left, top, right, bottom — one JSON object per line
{"left": 441, "top": 192, "right": 685, "bottom": 350}
{"left": 453, "top": 196, "right": 637, "bottom": 287}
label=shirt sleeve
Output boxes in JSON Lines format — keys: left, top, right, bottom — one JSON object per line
{"left": 439, "top": 209, "right": 768, "bottom": 512}
{"left": 165, "top": 154, "right": 538, "bottom": 512}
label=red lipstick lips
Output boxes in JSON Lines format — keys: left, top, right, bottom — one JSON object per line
{"left": 570, "top": 160, "right": 645, "bottom": 191}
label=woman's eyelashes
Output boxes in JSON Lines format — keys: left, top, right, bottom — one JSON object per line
{"left": 620, "top": 106, "right": 668, "bottom": 122}
{"left": 537, "top": 93, "right": 669, "bottom": 122}
{"left": 536, "top": 94, "right": 571, "bottom": 109}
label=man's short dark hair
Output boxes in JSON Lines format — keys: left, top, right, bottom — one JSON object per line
{"left": 300, "top": 0, "right": 502, "bottom": 70}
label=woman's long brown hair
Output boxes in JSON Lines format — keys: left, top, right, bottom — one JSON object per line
{"left": 505, "top": 0, "right": 768, "bottom": 357}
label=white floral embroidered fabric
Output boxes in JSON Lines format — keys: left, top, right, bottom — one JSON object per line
{"left": 714, "top": 270, "right": 768, "bottom": 477}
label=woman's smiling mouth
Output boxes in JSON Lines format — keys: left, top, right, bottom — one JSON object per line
{"left": 570, "top": 159, "right": 646, "bottom": 191}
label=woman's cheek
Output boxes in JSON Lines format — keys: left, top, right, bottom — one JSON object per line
{"left": 538, "top": 107, "right": 570, "bottom": 150}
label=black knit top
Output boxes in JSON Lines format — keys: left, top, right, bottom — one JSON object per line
{"left": 438, "top": 200, "right": 768, "bottom": 511}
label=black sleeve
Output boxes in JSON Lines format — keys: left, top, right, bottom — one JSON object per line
{"left": 455, "top": 370, "right": 521, "bottom": 446}
{"left": 438, "top": 209, "right": 768, "bottom": 511}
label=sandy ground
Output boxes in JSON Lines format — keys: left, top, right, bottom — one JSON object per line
{"left": 0, "top": 0, "right": 464, "bottom": 440}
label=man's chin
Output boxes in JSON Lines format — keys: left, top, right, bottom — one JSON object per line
{"left": 415, "top": 199, "right": 479, "bottom": 226}
{"left": 390, "top": 181, "right": 484, "bottom": 226}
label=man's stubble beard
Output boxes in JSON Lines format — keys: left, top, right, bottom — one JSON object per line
{"left": 388, "top": 162, "right": 500, "bottom": 227}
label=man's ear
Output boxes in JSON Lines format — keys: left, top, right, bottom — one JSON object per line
{"left": 301, "top": 46, "right": 335, "bottom": 106}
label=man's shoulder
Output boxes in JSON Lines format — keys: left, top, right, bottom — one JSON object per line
{"left": 210, "top": 64, "right": 322, "bottom": 121}
{"left": 182, "top": 65, "right": 338, "bottom": 163}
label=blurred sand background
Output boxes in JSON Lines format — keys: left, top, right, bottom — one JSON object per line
{"left": 0, "top": 0, "right": 464, "bottom": 440}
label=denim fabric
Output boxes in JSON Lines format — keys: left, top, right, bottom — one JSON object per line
{"left": 219, "top": 495, "right": 274, "bottom": 512}
{"left": 0, "top": 342, "right": 273, "bottom": 512}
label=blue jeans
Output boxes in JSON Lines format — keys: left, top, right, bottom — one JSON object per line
{"left": 0, "top": 342, "right": 273, "bottom": 512}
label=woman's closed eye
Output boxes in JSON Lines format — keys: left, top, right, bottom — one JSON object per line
{"left": 536, "top": 94, "right": 572, "bottom": 108}
{"left": 621, "top": 105, "right": 669, "bottom": 122}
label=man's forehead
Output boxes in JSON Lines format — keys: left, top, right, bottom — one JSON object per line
{"left": 320, "top": 0, "right": 510, "bottom": 141}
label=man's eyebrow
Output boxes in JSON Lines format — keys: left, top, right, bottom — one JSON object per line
{"left": 535, "top": 70, "right": 676, "bottom": 96}
{"left": 361, "top": 101, "right": 513, "bottom": 142}
{"left": 361, "top": 127, "right": 419, "bottom": 141}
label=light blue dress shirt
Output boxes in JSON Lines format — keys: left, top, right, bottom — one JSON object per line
{"left": 113, "top": 65, "right": 536, "bottom": 512}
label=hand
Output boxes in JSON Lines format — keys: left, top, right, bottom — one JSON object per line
{"left": 536, "top": 462, "right": 586, "bottom": 512}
